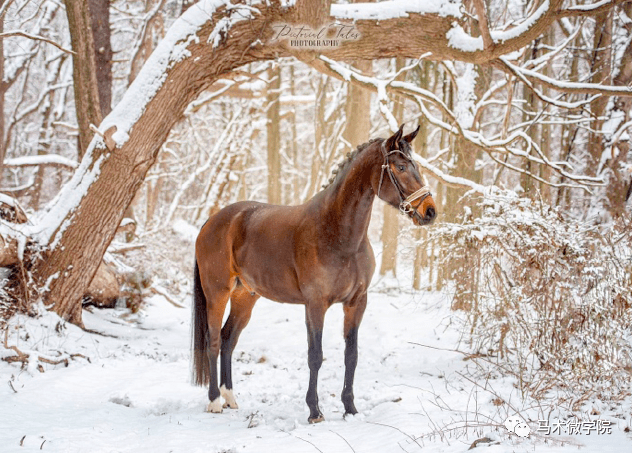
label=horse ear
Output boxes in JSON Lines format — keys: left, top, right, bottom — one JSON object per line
{"left": 385, "top": 124, "right": 405, "bottom": 150}
{"left": 403, "top": 125, "right": 420, "bottom": 144}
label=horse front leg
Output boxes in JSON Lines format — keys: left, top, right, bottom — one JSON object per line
{"left": 305, "top": 302, "right": 327, "bottom": 423}
{"left": 342, "top": 292, "right": 367, "bottom": 415}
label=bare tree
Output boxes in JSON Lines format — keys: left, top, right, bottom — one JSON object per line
{"left": 63, "top": 0, "right": 102, "bottom": 158}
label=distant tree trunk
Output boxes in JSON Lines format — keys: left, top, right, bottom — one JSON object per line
{"left": 520, "top": 41, "right": 538, "bottom": 195}
{"left": 342, "top": 60, "right": 371, "bottom": 148}
{"left": 288, "top": 64, "right": 299, "bottom": 204}
{"left": 266, "top": 65, "right": 281, "bottom": 204}
{"left": 89, "top": 0, "right": 112, "bottom": 116}
{"left": 0, "top": 1, "right": 7, "bottom": 184}
{"left": 604, "top": 8, "right": 632, "bottom": 217}
{"left": 307, "top": 75, "right": 329, "bottom": 200}
{"left": 587, "top": 10, "right": 613, "bottom": 173}
{"left": 537, "top": 28, "right": 554, "bottom": 204}
{"left": 64, "top": 0, "right": 102, "bottom": 159}
{"left": 413, "top": 62, "right": 430, "bottom": 290}
{"left": 129, "top": 0, "right": 165, "bottom": 85}
{"left": 380, "top": 57, "right": 404, "bottom": 277}
{"left": 31, "top": 56, "right": 68, "bottom": 209}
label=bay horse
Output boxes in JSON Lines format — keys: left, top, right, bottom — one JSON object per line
{"left": 192, "top": 124, "right": 437, "bottom": 423}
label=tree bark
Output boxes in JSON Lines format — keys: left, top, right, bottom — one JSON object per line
{"left": 64, "top": 0, "right": 103, "bottom": 159}
{"left": 89, "top": 0, "right": 112, "bottom": 116}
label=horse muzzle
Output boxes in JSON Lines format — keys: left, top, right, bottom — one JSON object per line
{"left": 411, "top": 206, "right": 436, "bottom": 226}
{"left": 400, "top": 186, "right": 436, "bottom": 226}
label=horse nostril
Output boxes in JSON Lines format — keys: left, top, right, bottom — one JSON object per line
{"left": 425, "top": 207, "right": 436, "bottom": 220}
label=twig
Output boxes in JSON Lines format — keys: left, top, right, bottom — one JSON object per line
{"left": 329, "top": 429, "right": 355, "bottom": 453}
{"left": 3, "top": 328, "right": 90, "bottom": 366}
{"left": 8, "top": 380, "right": 17, "bottom": 393}
{"left": 149, "top": 286, "right": 185, "bottom": 308}
{"left": 366, "top": 421, "right": 422, "bottom": 449}
{"left": 282, "top": 430, "right": 322, "bottom": 453}
{"left": 0, "top": 31, "right": 75, "bottom": 54}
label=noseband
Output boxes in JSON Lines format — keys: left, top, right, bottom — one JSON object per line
{"left": 378, "top": 141, "right": 432, "bottom": 216}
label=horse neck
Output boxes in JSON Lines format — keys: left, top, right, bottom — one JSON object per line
{"left": 318, "top": 145, "right": 379, "bottom": 249}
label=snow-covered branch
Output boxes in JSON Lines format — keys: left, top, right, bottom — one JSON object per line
{"left": 0, "top": 30, "right": 75, "bottom": 55}
{"left": 3, "top": 155, "right": 78, "bottom": 170}
{"left": 316, "top": 55, "right": 603, "bottom": 190}
{"left": 499, "top": 57, "right": 632, "bottom": 98}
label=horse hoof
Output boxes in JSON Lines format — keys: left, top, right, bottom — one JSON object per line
{"left": 220, "top": 385, "right": 239, "bottom": 409}
{"left": 206, "top": 398, "right": 223, "bottom": 413}
{"left": 308, "top": 415, "right": 325, "bottom": 424}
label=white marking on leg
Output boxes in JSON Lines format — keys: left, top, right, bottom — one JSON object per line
{"left": 220, "top": 385, "right": 238, "bottom": 409}
{"left": 206, "top": 397, "right": 222, "bottom": 413}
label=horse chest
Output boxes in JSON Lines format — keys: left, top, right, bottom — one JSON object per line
{"left": 299, "top": 248, "right": 373, "bottom": 304}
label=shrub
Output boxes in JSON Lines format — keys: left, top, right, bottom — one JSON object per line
{"left": 435, "top": 195, "right": 632, "bottom": 402}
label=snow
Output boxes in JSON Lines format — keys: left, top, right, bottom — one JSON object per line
{"left": 447, "top": 24, "right": 484, "bottom": 52}
{"left": 331, "top": 0, "right": 462, "bottom": 20}
{"left": 2, "top": 268, "right": 631, "bottom": 452}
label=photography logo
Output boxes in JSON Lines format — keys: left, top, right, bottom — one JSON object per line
{"left": 270, "top": 23, "right": 360, "bottom": 49}
{"left": 505, "top": 415, "right": 531, "bottom": 437}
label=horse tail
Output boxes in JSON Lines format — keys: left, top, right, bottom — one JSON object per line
{"left": 191, "top": 259, "right": 210, "bottom": 386}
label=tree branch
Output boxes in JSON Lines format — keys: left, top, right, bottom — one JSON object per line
{"left": 472, "top": 0, "right": 494, "bottom": 50}
{"left": 497, "top": 56, "right": 632, "bottom": 98}
{"left": 557, "top": 0, "right": 632, "bottom": 18}
{"left": 0, "top": 30, "right": 75, "bottom": 54}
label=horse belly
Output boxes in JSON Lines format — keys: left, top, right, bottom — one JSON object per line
{"left": 234, "top": 237, "right": 304, "bottom": 304}
{"left": 239, "top": 265, "right": 304, "bottom": 304}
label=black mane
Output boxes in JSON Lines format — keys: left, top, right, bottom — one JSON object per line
{"left": 322, "top": 138, "right": 383, "bottom": 190}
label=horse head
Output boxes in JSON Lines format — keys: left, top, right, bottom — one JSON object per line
{"left": 374, "top": 124, "right": 437, "bottom": 226}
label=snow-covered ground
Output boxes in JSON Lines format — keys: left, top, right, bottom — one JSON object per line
{"left": 1, "top": 273, "right": 631, "bottom": 452}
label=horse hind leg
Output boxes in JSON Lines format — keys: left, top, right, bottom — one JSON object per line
{"left": 203, "top": 284, "right": 231, "bottom": 414}
{"left": 220, "top": 281, "right": 259, "bottom": 409}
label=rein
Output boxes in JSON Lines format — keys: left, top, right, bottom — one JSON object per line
{"left": 378, "top": 141, "right": 432, "bottom": 216}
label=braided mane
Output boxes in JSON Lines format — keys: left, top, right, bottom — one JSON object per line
{"left": 322, "top": 138, "right": 383, "bottom": 190}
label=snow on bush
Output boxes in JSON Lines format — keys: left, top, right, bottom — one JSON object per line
{"left": 435, "top": 195, "right": 632, "bottom": 403}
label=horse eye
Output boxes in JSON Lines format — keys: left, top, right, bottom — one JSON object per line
{"left": 397, "top": 165, "right": 405, "bottom": 172}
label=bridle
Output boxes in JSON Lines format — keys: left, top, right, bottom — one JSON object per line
{"left": 378, "top": 140, "right": 432, "bottom": 217}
